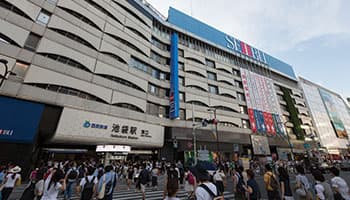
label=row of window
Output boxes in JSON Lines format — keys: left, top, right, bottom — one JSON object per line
{"left": 150, "top": 51, "right": 169, "bottom": 65}
{"left": 130, "top": 56, "right": 170, "bottom": 81}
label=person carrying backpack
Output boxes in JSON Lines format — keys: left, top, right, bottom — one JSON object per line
{"left": 264, "top": 164, "right": 281, "bottom": 200}
{"left": 243, "top": 169, "right": 261, "bottom": 200}
{"left": 139, "top": 164, "right": 150, "bottom": 200}
{"left": 97, "top": 165, "right": 116, "bottom": 200}
{"left": 313, "top": 170, "right": 334, "bottom": 200}
{"left": 64, "top": 162, "right": 79, "bottom": 200}
{"left": 192, "top": 163, "right": 223, "bottom": 200}
{"left": 77, "top": 167, "right": 97, "bottom": 200}
{"left": 233, "top": 166, "right": 246, "bottom": 200}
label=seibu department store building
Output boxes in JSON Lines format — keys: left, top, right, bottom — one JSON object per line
{"left": 0, "top": 0, "right": 315, "bottom": 170}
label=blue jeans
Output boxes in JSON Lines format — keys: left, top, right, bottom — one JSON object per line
{"left": 64, "top": 180, "right": 75, "bottom": 200}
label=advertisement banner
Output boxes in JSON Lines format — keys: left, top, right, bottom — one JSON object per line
{"left": 319, "top": 89, "right": 348, "bottom": 138}
{"left": 0, "top": 96, "right": 44, "bottom": 143}
{"left": 251, "top": 135, "right": 271, "bottom": 155}
{"left": 248, "top": 109, "right": 257, "bottom": 133}
{"left": 169, "top": 32, "right": 179, "bottom": 119}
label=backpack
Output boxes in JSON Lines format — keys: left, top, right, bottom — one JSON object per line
{"left": 139, "top": 169, "right": 149, "bottom": 185}
{"left": 19, "top": 181, "right": 35, "bottom": 200}
{"left": 269, "top": 173, "right": 279, "bottom": 192}
{"left": 198, "top": 184, "right": 224, "bottom": 200}
{"left": 67, "top": 169, "right": 78, "bottom": 180}
{"left": 188, "top": 172, "right": 195, "bottom": 185}
{"left": 78, "top": 166, "right": 86, "bottom": 179}
{"left": 81, "top": 176, "right": 95, "bottom": 200}
{"left": 236, "top": 172, "right": 245, "bottom": 193}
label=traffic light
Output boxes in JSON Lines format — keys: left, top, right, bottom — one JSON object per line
{"left": 201, "top": 118, "right": 218, "bottom": 127}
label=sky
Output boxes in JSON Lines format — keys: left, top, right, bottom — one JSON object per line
{"left": 147, "top": 0, "right": 350, "bottom": 99}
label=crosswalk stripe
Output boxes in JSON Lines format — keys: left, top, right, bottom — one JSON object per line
{"left": 56, "top": 189, "right": 235, "bottom": 200}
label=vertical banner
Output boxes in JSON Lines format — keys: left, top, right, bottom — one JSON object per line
{"left": 169, "top": 33, "right": 179, "bottom": 119}
{"left": 241, "top": 68, "right": 284, "bottom": 136}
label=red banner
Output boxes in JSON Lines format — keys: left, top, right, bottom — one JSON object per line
{"left": 248, "top": 109, "right": 257, "bottom": 133}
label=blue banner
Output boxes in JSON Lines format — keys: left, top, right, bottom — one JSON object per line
{"left": 168, "top": 7, "right": 297, "bottom": 80}
{"left": 169, "top": 32, "right": 179, "bottom": 119}
{"left": 258, "top": 111, "right": 266, "bottom": 133}
{"left": 0, "top": 96, "right": 44, "bottom": 143}
{"left": 254, "top": 110, "right": 262, "bottom": 133}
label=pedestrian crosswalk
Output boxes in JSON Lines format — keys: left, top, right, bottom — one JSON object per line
{"left": 55, "top": 188, "right": 235, "bottom": 200}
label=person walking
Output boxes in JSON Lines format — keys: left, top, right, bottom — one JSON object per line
{"left": 41, "top": 168, "right": 66, "bottom": 200}
{"left": 97, "top": 165, "right": 116, "bottom": 200}
{"left": 1, "top": 166, "right": 22, "bottom": 200}
{"left": 264, "top": 164, "right": 281, "bottom": 200}
{"left": 77, "top": 167, "right": 98, "bottom": 200}
{"left": 242, "top": 169, "right": 260, "bottom": 200}
{"left": 329, "top": 167, "right": 350, "bottom": 200}
{"left": 278, "top": 166, "right": 293, "bottom": 200}
{"left": 164, "top": 168, "right": 180, "bottom": 200}
{"left": 213, "top": 166, "right": 226, "bottom": 196}
{"left": 192, "top": 163, "right": 222, "bottom": 200}
{"left": 151, "top": 167, "right": 159, "bottom": 190}
{"left": 127, "top": 165, "right": 134, "bottom": 190}
{"left": 34, "top": 169, "right": 45, "bottom": 200}
{"left": 294, "top": 165, "right": 312, "bottom": 200}
{"left": 64, "top": 162, "right": 79, "bottom": 200}
{"left": 312, "top": 170, "right": 334, "bottom": 200}
{"left": 184, "top": 168, "right": 196, "bottom": 199}
{"left": 139, "top": 164, "right": 150, "bottom": 200}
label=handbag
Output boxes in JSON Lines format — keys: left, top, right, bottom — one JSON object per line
{"left": 295, "top": 180, "right": 307, "bottom": 197}
{"left": 97, "top": 175, "right": 106, "bottom": 199}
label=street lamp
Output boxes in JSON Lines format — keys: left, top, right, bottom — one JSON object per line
{"left": 207, "top": 107, "right": 219, "bottom": 162}
{"left": 0, "top": 59, "right": 16, "bottom": 87}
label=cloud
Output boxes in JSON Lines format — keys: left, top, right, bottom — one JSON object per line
{"left": 147, "top": 0, "right": 350, "bottom": 54}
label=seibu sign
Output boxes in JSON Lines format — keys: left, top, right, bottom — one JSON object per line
{"left": 52, "top": 108, "right": 164, "bottom": 147}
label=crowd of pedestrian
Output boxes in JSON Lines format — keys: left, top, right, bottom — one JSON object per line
{"left": 0, "top": 158, "right": 350, "bottom": 200}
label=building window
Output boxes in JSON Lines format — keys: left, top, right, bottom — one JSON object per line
{"left": 178, "top": 49, "right": 184, "bottom": 57}
{"left": 179, "top": 92, "right": 185, "bottom": 101}
{"left": 10, "top": 61, "right": 29, "bottom": 81}
{"left": 24, "top": 33, "right": 41, "bottom": 51}
{"left": 148, "top": 84, "right": 157, "bottom": 95}
{"left": 239, "top": 105, "right": 247, "bottom": 114}
{"left": 150, "top": 51, "right": 169, "bottom": 65}
{"left": 233, "top": 69, "right": 240, "bottom": 76}
{"left": 234, "top": 80, "right": 243, "bottom": 88}
{"left": 208, "top": 85, "right": 218, "bottom": 94}
{"left": 47, "top": 0, "right": 57, "bottom": 4}
{"left": 237, "top": 92, "right": 245, "bottom": 101}
{"left": 179, "top": 76, "right": 184, "bottom": 86}
{"left": 242, "top": 119, "right": 250, "bottom": 129}
{"left": 36, "top": 10, "right": 51, "bottom": 25}
{"left": 179, "top": 109, "right": 186, "bottom": 120}
{"left": 151, "top": 37, "right": 169, "bottom": 51}
{"left": 205, "top": 59, "right": 215, "bottom": 68}
{"left": 207, "top": 71, "right": 217, "bottom": 81}
{"left": 160, "top": 72, "right": 166, "bottom": 80}
{"left": 178, "top": 62, "right": 184, "bottom": 71}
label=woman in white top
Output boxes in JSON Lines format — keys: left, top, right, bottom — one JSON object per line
{"left": 1, "top": 166, "right": 21, "bottom": 200}
{"left": 213, "top": 167, "right": 226, "bottom": 196}
{"left": 41, "top": 168, "right": 66, "bottom": 200}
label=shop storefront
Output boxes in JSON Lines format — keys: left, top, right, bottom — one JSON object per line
{"left": 0, "top": 96, "right": 45, "bottom": 175}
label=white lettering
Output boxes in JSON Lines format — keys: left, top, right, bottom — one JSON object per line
{"left": 225, "top": 35, "right": 235, "bottom": 50}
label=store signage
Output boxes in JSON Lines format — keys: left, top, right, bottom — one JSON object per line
{"left": 167, "top": 7, "right": 297, "bottom": 79}
{"left": 0, "top": 129, "right": 14, "bottom": 136}
{"left": 53, "top": 108, "right": 164, "bottom": 147}
{"left": 0, "top": 96, "right": 44, "bottom": 143}
{"left": 225, "top": 36, "right": 267, "bottom": 64}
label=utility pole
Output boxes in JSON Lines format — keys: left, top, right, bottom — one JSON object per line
{"left": 192, "top": 103, "right": 197, "bottom": 165}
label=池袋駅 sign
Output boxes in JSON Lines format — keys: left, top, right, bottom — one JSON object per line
{"left": 52, "top": 108, "right": 164, "bottom": 147}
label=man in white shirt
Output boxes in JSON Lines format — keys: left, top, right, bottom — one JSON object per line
{"left": 330, "top": 167, "right": 350, "bottom": 200}
{"left": 192, "top": 163, "right": 219, "bottom": 200}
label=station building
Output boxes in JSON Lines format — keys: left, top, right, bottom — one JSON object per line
{"left": 0, "top": 0, "right": 316, "bottom": 172}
